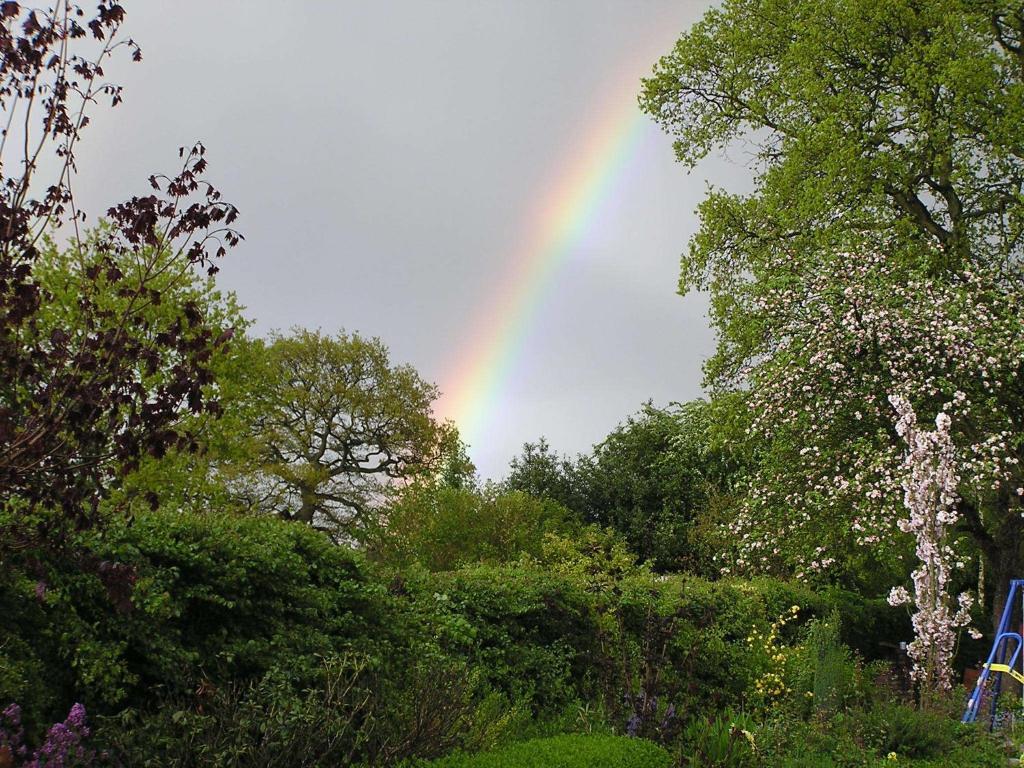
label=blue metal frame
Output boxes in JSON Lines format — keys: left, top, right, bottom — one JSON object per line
{"left": 963, "top": 578, "right": 1024, "bottom": 725}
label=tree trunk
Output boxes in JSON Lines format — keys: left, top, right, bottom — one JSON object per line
{"left": 961, "top": 495, "right": 1023, "bottom": 634}
{"left": 989, "top": 540, "right": 1024, "bottom": 636}
{"left": 294, "top": 484, "right": 318, "bottom": 525}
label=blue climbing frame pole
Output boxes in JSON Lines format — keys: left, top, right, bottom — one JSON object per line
{"left": 963, "top": 579, "right": 1024, "bottom": 726}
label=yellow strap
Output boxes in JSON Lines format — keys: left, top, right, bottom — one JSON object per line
{"left": 983, "top": 663, "right": 1024, "bottom": 684}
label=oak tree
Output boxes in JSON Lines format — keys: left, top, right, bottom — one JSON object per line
{"left": 236, "top": 329, "right": 455, "bottom": 538}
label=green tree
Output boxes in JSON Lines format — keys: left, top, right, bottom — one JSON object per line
{"left": 576, "top": 401, "right": 732, "bottom": 573}
{"left": 368, "top": 485, "right": 572, "bottom": 571}
{"left": 232, "top": 329, "right": 455, "bottom": 538}
{"left": 504, "top": 438, "right": 583, "bottom": 513}
{"left": 29, "top": 235, "right": 253, "bottom": 518}
{"left": 438, "top": 437, "right": 478, "bottom": 491}
{"left": 0, "top": 3, "right": 240, "bottom": 555}
{"left": 640, "top": 0, "right": 1024, "bottom": 615}
{"left": 642, "top": 0, "right": 1024, "bottom": 288}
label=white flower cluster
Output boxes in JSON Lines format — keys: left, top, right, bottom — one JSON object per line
{"left": 723, "top": 250, "right": 1024, "bottom": 579}
{"left": 888, "top": 394, "right": 975, "bottom": 691}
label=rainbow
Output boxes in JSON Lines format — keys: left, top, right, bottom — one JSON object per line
{"left": 436, "top": 55, "right": 662, "bottom": 456}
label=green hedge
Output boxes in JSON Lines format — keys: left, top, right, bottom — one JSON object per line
{"left": 1, "top": 509, "right": 395, "bottom": 726}
{"left": 410, "top": 564, "right": 597, "bottom": 714}
{"left": 406, "top": 557, "right": 834, "bottom": 730}
{"left": 408, "top": 734, "right": 672, "bottom": 768}
{"left": 94, "top": 509, "right": 391, "bottom": 697}
{"left": 4, "top": 506, "right": 912, "bottom": 762}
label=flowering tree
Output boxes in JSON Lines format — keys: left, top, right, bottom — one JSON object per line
{"left": 715, "top": 250, "right": 1023, "bottom": 626}
{"left": 886, "top": 395, "right": 976, "bottom": 694}
{"left": 641, "top": 0, "right": 1024, "bottom": 623}
{"left": 0, "top": 703, "right": 95, "bottom": 767}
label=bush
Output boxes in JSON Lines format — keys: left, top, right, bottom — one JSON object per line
{"left": 416, "top": 564, "right": 596, "bottom": 714}
{"left": 98, "top": 653, "right": 527, "bottom": 767}
{"left": 817, "top": 587, "right": 910, "bottom": 661}
{"left": 858, "top": 703, "right": 954, "bottom": 759}
{"left": 1, "top": 509, "right": 396, "bottom": 728}
{"left": 407, "top": 733, "right": 672, "bottom": 768}
{"left": 0, "top": 569, "right": 66, "bottom": 736}
{"left": 0, "top": 703, "right": 99, "bottom": 768}
{"left": 368, "top": 486, "right": 573, "bottom": 571}
{"left": 678, "top": 710, "right": 757, "bottom": 768}
{"left": 787, "top": 612, "right": 862, "bottom": 717}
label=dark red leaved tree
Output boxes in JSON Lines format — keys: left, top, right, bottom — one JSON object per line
{"left": 0, "top": 1, "right": 241, "bottom": 557}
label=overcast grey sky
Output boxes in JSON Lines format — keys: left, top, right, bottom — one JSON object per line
{"left": 73, "top": 1, "right": 745, "bottom": 479}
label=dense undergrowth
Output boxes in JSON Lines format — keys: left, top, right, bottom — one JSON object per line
{"left": 0, "top": 508, "right": 1004, "bottom": 766}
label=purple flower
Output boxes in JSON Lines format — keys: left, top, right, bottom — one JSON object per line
{"left": 660, "top": 704, "right": 676, "bottom": 732}
{"left": 64, "top": 706, "right": 87, "bottom": 738}
{"left": 2, "top": 704, "right": 21, "bottom": 726}
{"left": 626, "top": 713, "right": 641, "bottom": 737}
{"left": 0, "top": 703, "right": 97, "bottom": 768}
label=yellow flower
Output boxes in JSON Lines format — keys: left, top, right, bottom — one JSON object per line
{"left": 886, "top": 752, "right": 898, "bottom": 761}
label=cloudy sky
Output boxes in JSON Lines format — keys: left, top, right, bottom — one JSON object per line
{"left": 73, "top": 1, "right": 744, "bottom": 479}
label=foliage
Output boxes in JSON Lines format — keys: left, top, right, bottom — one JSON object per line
{"left": 696, "top": 247, "right": 1024, "bottom": 603}
{"left": 864, "top": 704, "right": 953, "bottom": 760}
{"left": 791, "top": 613, "right": 862, "bottom": 718}
{"left": 576, "top": 401, "right": 736, "bottom": 573}
{"left": 0, "top": 703, "right": 98, "bottom": 768}
{"left": 223, "top": 329, "right": 455, "bottom": 537}
{"left": 531, "top": 532, "right": 831, "bottom": 736}
{"left": 504, "top": 439, "right": 584, "bottom": 514}
{"left": 507, "top": 402, "right": 739, "bottom": 574}
{"left": 418, "top": 563, "right": 595, "bottom": 715}
{"left": 678, "top": 710, "right": 757, "bottom": 768}
{"left": 368, "top": 485, "right": 574, "bottom": 571}
{"left": 505, "top": 438, "right": 585, "bottom": 512}
{"left": 437, "top": 438, "right": 478, "bottom": 491}
{"left": 2, "top": 3, "right": 1013, "bottom": 768}
{"left": 406, "top": 733, "right": 672, "bottom": 768}
{"left": 745, "top": 606, "right": 801, "bottom": 710}
{"left": 817, "top": 588, "right": 910, "bottom": 663}
{"left": 98, "top": 653, "right": 525, "bottom": 768}
{"left": 755, "top": 701, "right": 1006, "bottom": 767}
{"left": 0, "top": 508, "right": 392, "bottom": 728}
{"left": 641, "top": 0, "right": 1024, "bottom": 613}
{"left": 641, "top": 0, "right": 1024, "bottom": 285}
{"left": 0, "top": 1, "right": 240, "bottom": 555}
{"left": 29, "top": 236, "right": 252, "bottom": 520}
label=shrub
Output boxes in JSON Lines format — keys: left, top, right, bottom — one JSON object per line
{"left": 368, "top": 486, "right": 573, "bottom": 571}
{"left": 817, "top": 587, "right": 910, "bottom": 661}
{"left": 786, "top": 612, "right": 862, "bottom": 717}
{"left": 0, "top": 703, "right": 98, "bottom": 768}
{"left": 678, "top": 710, "right": 757, "bottom": 768}
{"left": 407, "top": 733, "right": 672, "bottom": 768}
{"left": 98, "top": 651, "right": 530, "bottom": 768}
{"left": 418, "top": 565, "right": 595, "bottom": 714}
{"left": 0, "top": 570, "right": 66, "bottom": 736}
{"left": 753, "top": 693, "right": 1012, "bottom": 768}
{"left": 858, "top": 703, "right": 953, "bottom": 759}
{"left": 98, "top": 656, "right": 377, "bottom": 767}
{"left": 2, "top": 509, "right": 395, "bottom": 725}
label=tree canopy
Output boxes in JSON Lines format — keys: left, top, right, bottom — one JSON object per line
{"left": 0, "top": 2, "right": 240, "bottom": 556}
{"left": 640, "top": 0, "right": 1024, "bottom": 618}
{"left": 234, "top": 329, "right": 456, "bottom": 537}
